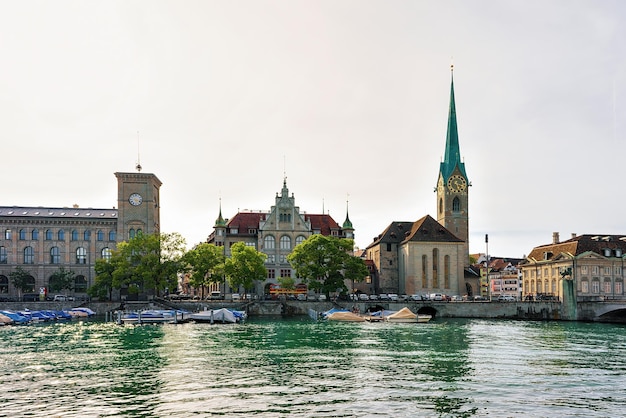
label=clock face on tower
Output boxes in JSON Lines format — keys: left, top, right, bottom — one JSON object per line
{"left": 129, "top": 193, "right": 143, "bottom": 206}
{"left": 447, "top": 174, "right": 467, "bottom": 193}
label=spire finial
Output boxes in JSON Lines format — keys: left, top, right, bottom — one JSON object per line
{"left": 135, "top": 130, "right": 142, "bottom": 172}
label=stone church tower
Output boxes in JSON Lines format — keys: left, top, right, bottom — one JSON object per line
{"left": 436, "top": 66, "right": 470, "bottom": 266}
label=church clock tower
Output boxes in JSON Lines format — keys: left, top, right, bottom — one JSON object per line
{"left": 115, "top": 168, "right": 162, "bottom": 241}
{"left": 436, "top": 66, "right": 470, "bottom": 266}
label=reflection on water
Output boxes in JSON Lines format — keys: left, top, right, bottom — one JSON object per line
{"left": 1, "top": 317, "right": 625, "bottom": 417}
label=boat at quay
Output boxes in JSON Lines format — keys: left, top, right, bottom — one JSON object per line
{"left": 0, "top": 316, "right": 625, "bottom": 417}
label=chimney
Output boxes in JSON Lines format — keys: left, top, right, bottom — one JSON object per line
{"left": 571, "top": 233, "right": 576, "bottom": 239}
{"left": 553, "top": 232, "right": 560, "bottom": 244}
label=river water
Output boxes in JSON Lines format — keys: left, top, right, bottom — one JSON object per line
{"left": 1, "top": 316, "right": 625, "bottom": 417}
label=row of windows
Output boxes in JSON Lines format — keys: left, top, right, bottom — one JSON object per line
{"left": 266, "top": 268, "right": 292, "bottom": 279}
{"left": 525, "top": 265, "right": 624, "bottom": 279}
{"left": 4, "top": 228, "right": 116, "bottom": 242}
{"left": 419, "top": 249, "right": 452, "bottom": 289}
{"left": 524, "top": 278, "right": 624, "bottom": 295}
{"left": 263, "top": 235, "right": 306, "bottom": 250}
{"left": 0, "top": 274, "right": 89, "bottom": 293}
{"left": 0, "top": 246, "right": 112, "bottom": 265}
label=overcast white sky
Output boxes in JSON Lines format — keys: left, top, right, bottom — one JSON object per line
{"left": 2, "top": 1, "right": 625, "bottom": 258}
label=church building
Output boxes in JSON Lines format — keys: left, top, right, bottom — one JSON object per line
{"left": 365, "top": 67, "right": 474, "bottom": 297}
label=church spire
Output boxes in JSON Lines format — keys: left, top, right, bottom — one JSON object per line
{"left": 214, "top": 198, "right": 226, "bottom": 227}
{"left": 440, "top": 65, "right": 467, "bottom": 181}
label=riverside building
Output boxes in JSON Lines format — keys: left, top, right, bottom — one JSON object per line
{"left": 365, "top": 67, "right": 476, "bottom": 298}
{"left": 206, "top": 178, "right": 354, "bottom": 296}
{"left": 0, "top": 169, "right": 161, "bottom": 300}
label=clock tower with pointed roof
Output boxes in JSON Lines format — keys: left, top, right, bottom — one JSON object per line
{"left": 436, "top": 66, "right": 470, "bottom": 266}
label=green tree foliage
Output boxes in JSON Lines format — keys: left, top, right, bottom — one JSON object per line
{"left": 287, "top": 235, "right": 368, "bottom": 295}
{"left": 48, "top": 267, "right": 75, "bottom": 293}
{"left": 224, "top": 242, "right": 266, "bottom": 294}
{"left": 180, "top": 243, "right": 225, "bottom": 298}
{"left": 90, "top": 256, "right": 119, "bottom": 301}
{"left": 89, "top": 232, "right": 186, "bottom": 298}
{"left": 9, "top": 266, "right": 34, "bottom": 295}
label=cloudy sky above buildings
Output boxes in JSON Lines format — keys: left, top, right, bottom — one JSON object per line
{"left": 1, "top": 1, "right": 625, "bottom": 258}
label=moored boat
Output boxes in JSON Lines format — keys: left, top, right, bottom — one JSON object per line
{"left": 326, "top": 311, "right": 366, "bottom": 322}
{"left": 190, "top": 308, "right": 245, "bottom": 324}
{"left": 385, "top": 307, "right": 432, "bottom": 323}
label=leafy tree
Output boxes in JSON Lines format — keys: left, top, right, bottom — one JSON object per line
{"left": 89, "top": 232, "right": 186, "bottom": 298}
{"left": 90, "top": 257, "right": 118, "bottom": 301}
{"left": 224, "top": 242, "right": 266, "bottom": 296}
{"left": 9, "top": 266, "right": 34, "bottom": 296}
{"left": 287, "top": 235, "right": 368, "bottom": 296}
{"left": 48, "top": 267, "right": 75, "bottom": 293}
{"left": 180, "top": 243, "right": 225, "bottom": 298}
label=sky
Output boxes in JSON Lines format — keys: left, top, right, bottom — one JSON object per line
{"left": 2, "top": 1, "right": 625, "bottom": 258}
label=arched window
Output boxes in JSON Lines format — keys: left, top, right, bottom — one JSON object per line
{"left": 136, "top": 229, "right": 142, "bottom": 236}
{"left": 32, "top": 229, "right": 39, "bottom": 240}
{"left": 19, "top": 229, "right": 26, "bottom": 240}
{"left": 58, "top": 230, "right": 65, "bottom": 241}
{"left": 0, "top": 247, "right": 7, "bottom": 264}
{"left": 432, "top": 248, "right": 439, "bottom": 288}
{"left": 0, "top": 275, "right": 8, "bottom": 294}
{"left": 264, "top": 235, "right": 275, "bottom": 250}
{"left": 23, "top": 275, "right": 36, "bottom": 293}
{"left": 422, "top": 254, "right": 428, "bottom": 288}
{"left": 83, "top": 230, "right": 91, "bottom": 241}
{"left": 76, "top": 247, "right": 87, "bottom": 264}
{"left": 102, "top": 247, "right": 112, "bottom": 261}
{"left": 452, "top": 197, "right": 461, "bottom": 212}
{"left": 50, "top": 247, "right": 60, "bottom": 264}
{"left": 24, "top": 246, "right": 34, "bottom": 264}
{"left": 295, "top": 235, "right": 306, "bottom": 246}
{"left": 129, "top": 229, "right": 135, "bottom": 239}
{"left": 4, "top": 229, "right": 11, "bottom": 240}
{"left": 280, "top": 236, "right": 291, "bottom": 250}
{"left": 109, "top": 230, "right": 116, "bottom": 241}
{"left": 71, "top": 230, "right": 79, "bottom": 241}
{"left": 45, "top": 229, "right": 53, "bottom": 240}
{"left": 444, "top": 255, "right": 450, "bottom": 288}
{"left": 75, "top": 275, "right": 88, "bottom": 293}
{"left": 96, "top": 230, "right": 104, "bottom": 241}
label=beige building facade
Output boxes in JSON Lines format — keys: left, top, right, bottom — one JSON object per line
{"left": 0, "top": 170, "right": 161, "bottom": 300}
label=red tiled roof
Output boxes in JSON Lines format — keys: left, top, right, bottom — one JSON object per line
{"left": 227, "top": 212, "right": 265, "bottom": 231}
{"left": 526, "top": 234, "right": 626, "bottom": 261}
{"left": 305, "top": 214, "right": 340, "bottom": 235}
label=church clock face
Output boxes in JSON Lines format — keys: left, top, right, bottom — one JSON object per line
{"left": 129, "top": 193, "right": 143, "bottom": 206}
{"left": 447, "top": 174, "right": 467, "bottom": 193}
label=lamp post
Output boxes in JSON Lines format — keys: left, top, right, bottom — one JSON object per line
{"left": 485, "top": 234, "right": 490, "bottom": 301}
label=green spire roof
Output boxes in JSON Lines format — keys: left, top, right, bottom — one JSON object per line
{"left": 215, "top": 200, "right": 226, "bottom": 227}
{"left": 439, "top": 68, "right": 467, "bottom": 182}
{"left": 342, "top": 197, "right": 353, "bottom": 230}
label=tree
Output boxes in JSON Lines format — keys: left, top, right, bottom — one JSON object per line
{"left": 9, "top": 266, "right": 34, "bottom": 297}
{"left": 180, "top": 243, "right": 225, "bottom": 298}
{"left": 48, "top": 267, "right": 75, "bottom": 293}
{"left": 224, "top": 242, "right": 266, "bottom": 296}
{"left": 287, "top": 235, "right": 368, "bottom": 296}
{"left": 90, "top": 257, "right": 118, "bottom": 301}
{"left": 89, "top": 232, "right": 187, "bottom": 299}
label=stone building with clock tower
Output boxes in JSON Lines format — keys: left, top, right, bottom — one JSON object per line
{"left": 436, "top": 67, "right": 470, "bottom": 267}
{"left": 364, "top": 68, "right": 470, "bottom": 297}
{"left": 115, "top": 170, "right": 162, "bottom": 241}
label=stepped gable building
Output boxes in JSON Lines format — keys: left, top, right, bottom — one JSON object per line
{"left": 520, "top": 232, "right": 626, "bottom": 302}
{"left": 365, "top": 67, "right": 473, "bottom": 297}
{"left": 0, "top": 170, "right": 161, "bottom": 300}
{"left": 207, "top": 178, "right": 354, "bottom": 294}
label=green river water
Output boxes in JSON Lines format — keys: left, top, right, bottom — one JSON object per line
{"left": 1, "top": 317, "right": 625, "bottom": 417}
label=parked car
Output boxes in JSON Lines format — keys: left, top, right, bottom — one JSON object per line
{"left": 358, "top": 294, "right": 369, "bottom": 301}
{"left": 429, "top": 293, "right": 444, "bottom": 301}
{"left": 210, "top": 291, "right": 223, "bottom": 300}
{"left": 379, "top": 294, "right": 390, "bottom": 301}
{"left": 307, "top": 294, "right": 317, "bottom": 301}
{"left": 318, "top": 294, "right": 327, "bottom": 301}
{"left": 388, "top": 294, "right": 399, "bottom": 302}
{"left": 410, "top": 294, "right": 422, "bottom": 301}
{"left": 369, "top": 294, "right": 379, "bottom": 301}
{"left": 53, "top": 295, "right": 74, "bottom": 302}
{"left": 297, "top": 294, "right": 306, "bottom": 301}
{"left": 497, "top": 295, "right": 516, "bottom": 302}
{"left": 450, "top": 295, "right": 463, "bottom": 302}
{"left": 231, "top": 293, "right": 241, "bottom": 301}
{"left": 22, "top": 293, "right": 40, "bottom": 302}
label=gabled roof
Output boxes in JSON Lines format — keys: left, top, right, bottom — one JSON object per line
{"left": 305, "top": 214, "right": 340, "bottom": 235}
{"left": 401, "top": 214, "right": 464, "bottom": 244}
{"left": 226, "top": 212, "right": 266, "bottom": 231}
{"left": 526, "top": 234, "right": 626, "bottom": 262}
{"left": 367, "top": 215, "right": 462, "bottom": 249}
